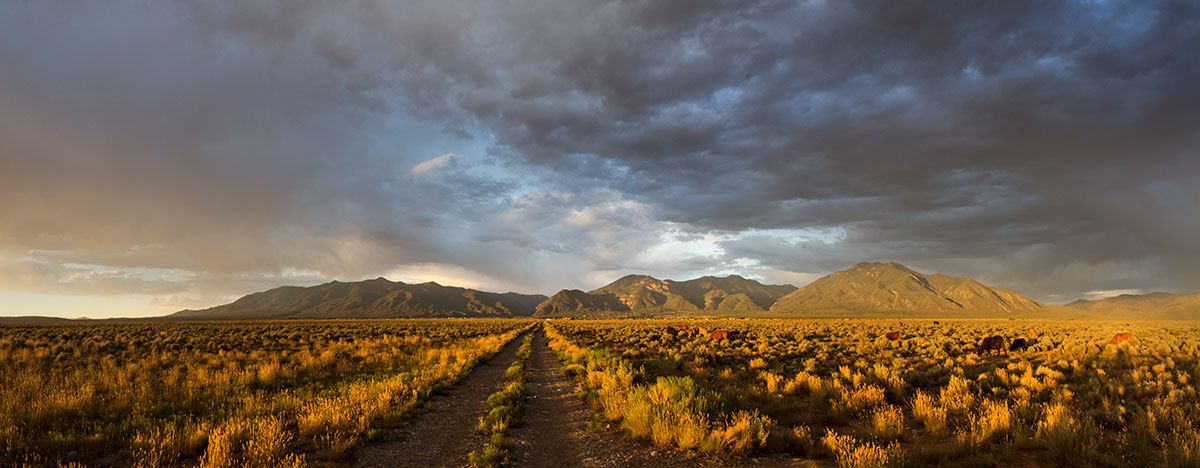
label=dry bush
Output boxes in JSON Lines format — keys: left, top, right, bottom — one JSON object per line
{"left": 1036, "top": 402, "right": 1097, "bottom": 462}
{"left": 198, "top": 422, "right": 245, "bottom": 468}
{"left": 869, "top": 405, "right": 905, "bottom": 441}
{"left": 243, "top": 417, "right": 301, "bottom": 468}
{"left": 938, "top": 376, "right": 975, "bottom": 421}
{"left": 833, "top": 384, "right": 887, "bottom": 418}
{"left": 702, "top": 410, "right": 772, "bottom": 456}
{"left": 1165, "top": 427, "right": 1200, "bottom": 468}
{"left": 131, "top": 426, "right": 179, "bottom": 468}
{"left": 761, "top": 371, "right": 785, "bottom": 394}
{"left": 315, "top": 430, "right": 356, "bottom": 460}
{"left": 624, "top": 376, "right": 713, "bottom": 447}
{"left": 958, "top": 399, "right": 1012, "bottom": 449}
{"left": 910, "top": 390, "right": 948, "bottom": 437}
{"left": 822, "top": 430, "right": 906, "bottom": 468}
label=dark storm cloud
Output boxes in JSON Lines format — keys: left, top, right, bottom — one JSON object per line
{"left": 1, "top": 0, "right": 1197, "bottom": 313}
{"left": 362, "top": 0, "right": 1199, "bottom": 299}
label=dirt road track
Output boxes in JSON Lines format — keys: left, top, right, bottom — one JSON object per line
{"left": 352, "top": 331, "right": 527, "bottom": 468}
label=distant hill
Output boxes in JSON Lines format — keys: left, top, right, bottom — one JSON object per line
{"left": 170, "top": 278, "right": 548, "bottom": 320}
{"left": 768, "top": 262, "right": 1054, "bottom": 317}
{"left": 533, "top": 274, "right": 796, "bottom": 317}
{"left": 0, "top": 316, "right": 75, "bottom": 323}
{"left": 1064, "top": 292, "right": 1200, "bottom": 320}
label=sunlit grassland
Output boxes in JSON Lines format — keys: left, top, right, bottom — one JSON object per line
{"left": 0, "top": 319, "right": 534, "bottom": 467}
{"left": 549, "top": 318, "right": 1200, "bottom": 467}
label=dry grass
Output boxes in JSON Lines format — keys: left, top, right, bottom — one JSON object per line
{"left": 869, "top": 405, "right": 905, "bottom": 441}
{"left": 0, "top": 319, "right": 532, "bottom": 466}
{"left": 822, "top": 430, "right": 906, "bottom": 468}
{"left": 547, "top": 318, "right": 1200, "bottom": 466}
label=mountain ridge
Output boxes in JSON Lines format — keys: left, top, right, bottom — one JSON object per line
{"left": 533, "top": 274, "right": 797, "bottom": 317}
{"left": 69, "top": 263, "right": 1197, "bottom": 321}
{"left": 1063, "top": 292, "right": 1200, "bottom": 320}
{"left": 766, "top": 262, "right": 1050, "bottom": 317}
{"left": 169, "top": 277, "right": 548, "bottom": 319}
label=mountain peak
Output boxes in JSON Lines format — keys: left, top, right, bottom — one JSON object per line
{"left": 169, "top": 277, "right": 545, "bottom": 320}
{"left": 770, "top": 262, "right": 1046, "bottom": 317}
{"left": 536, "top": 273, "right": 796, "bottom": 317}
{"left": 850, "top": 261, "right": 913, "bottom": 272}
{"left": 608, "top": 274, "right": 659, "bottom": 284}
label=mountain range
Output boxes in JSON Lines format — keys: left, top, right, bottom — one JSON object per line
{"left": 168, "top": 277, "right": 548, "bottom": 320}
{"left": 768, "top": 262, "right": 1048, "bottom": 317}
{"left": 1063, "top": 292, "right": 1200, "bottom": 320}
{"left": 533, "top": 274, "right": 797, "bottom": 317}
{"left": 27, "top": 261, "right": 1189, "bottom": 321}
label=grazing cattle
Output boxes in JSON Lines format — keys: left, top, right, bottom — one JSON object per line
{"left": 1009, "top": 338, "right": 1028, "bottom": 352}
{"left": 978, "top": 335, "right": 1006, "bottom": 355}
{"left": 1111, "top": 332, "right": 1133, "bottom": 345}
{"left": 897, "top": 320, "right": 904, "bottom": 327}
{"left": 1028, "top": 328, "right": 1039, "bottom": 339}
{"left": 709, "top": 330, "right": 733, "bottom": 341}
{"left": 885, "top": 331, "right": 901, "bottom": 341}
{"left": 932, "top": 321, "right": 940, "bottom": 325}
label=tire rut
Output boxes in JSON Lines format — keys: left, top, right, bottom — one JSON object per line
{"left": 351, "top": 331, "right": 529, "bottom": 468}
{"left": 507, "top": 330, "right": 718, "bottom": 468}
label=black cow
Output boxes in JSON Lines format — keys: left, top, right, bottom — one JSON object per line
{"left": 1009, "top": 338, "right": 1028, "bottom": 352}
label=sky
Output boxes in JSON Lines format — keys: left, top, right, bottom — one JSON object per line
{"left": 1, "top": 1, "right": 1198, "bottom": 318}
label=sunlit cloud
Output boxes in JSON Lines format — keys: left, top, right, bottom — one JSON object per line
{"left": 1082, "top": 289, "right": 1146, "bottom": 300}
{"left": 408, "top": 152, "right": 461, "bottom": 176}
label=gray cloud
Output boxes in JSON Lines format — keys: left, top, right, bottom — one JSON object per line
{"left": 1, "top": 0, "right": 1197, "bottom": 314}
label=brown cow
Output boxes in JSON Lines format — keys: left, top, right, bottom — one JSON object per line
{"left": 885, "top": 331, "right": 900, "bottom": 341}
{"left": 897, "top": 320, "right": 904, "bottom": 328}
{"left": 1111, "top": 332, "right": 1133, "bottom": 345}
{"left": 1028, "top": 328, "right": 1039, "bottom": 339}
{"left": 709, "top": 330, "right": 737, "bottom": 341}
{"left": 977, "top": 335, "right": 1005, "bottom": 355}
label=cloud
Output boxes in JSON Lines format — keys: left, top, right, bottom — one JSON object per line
{"left": 1, "top": 0, "right": 1198, "bottom": 316}
{"left": 1082, "top": 289, "right": 1146, "bottom": 300}
{"left": 409, "top": 152, "right": 461, "bottom": 176}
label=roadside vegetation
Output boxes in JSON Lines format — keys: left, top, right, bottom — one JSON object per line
{"left": 0, "top": 319, "right": 534, "bottom": 467}
{"left": 545, "top": 323, "right": 772, "bottom": 458}
{"left": 548, "top": 318, "right": 1200, "bottom": 467}
{"left": 469, "top": 333, "right": 534, "bottom": 467}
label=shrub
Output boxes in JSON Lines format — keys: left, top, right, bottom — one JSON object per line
{"left": 910, "top": 391, "right": 948, "bottom": 437}
{"left": 785, "top": 372, "right": 828, "bottom": 396}
{"left": 702, "top": 410, "right": 772, "bottom": 456}
{"left": 761, "top": 371, "right": 785, "bottom": 394}
{"left": 958, "top": 399, "right": 1012, "bottom": 449}
{"left": 822, "top": 430, "right": 906, "bottom": 468}
{"left": 243, "top": 417, "right": 298, "bottom": 468}
{"left": 833, "top": 385, "right": 887, "bottom": 417}
{"left": 315, "top": 430, "right": 356, "bottom": 460}
{"left": 624, "top": 376, "right": 714, "bottom": 447}
{"left": 870, "top": 405, "right": 905, "bottom": 441}
{"left": 198, "top": 424, "right": 242, "bottom": 468}
{"left": 939, "top": 376, "right": 975, "bottom": 421}
{"left": 131, "top": 426, "right": 179, "bottom": 468}
{"left": 467, "top": 438, "right": 508, "bottom": 468}
{"left": 1165, "top": 427, "right": 1200, "bottom": 468}
{"left": 1036, "top": 402, "right": 1096, "bottom": 462}
{"left": 505, "top": 361, "right": 526, "bottom": 382}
